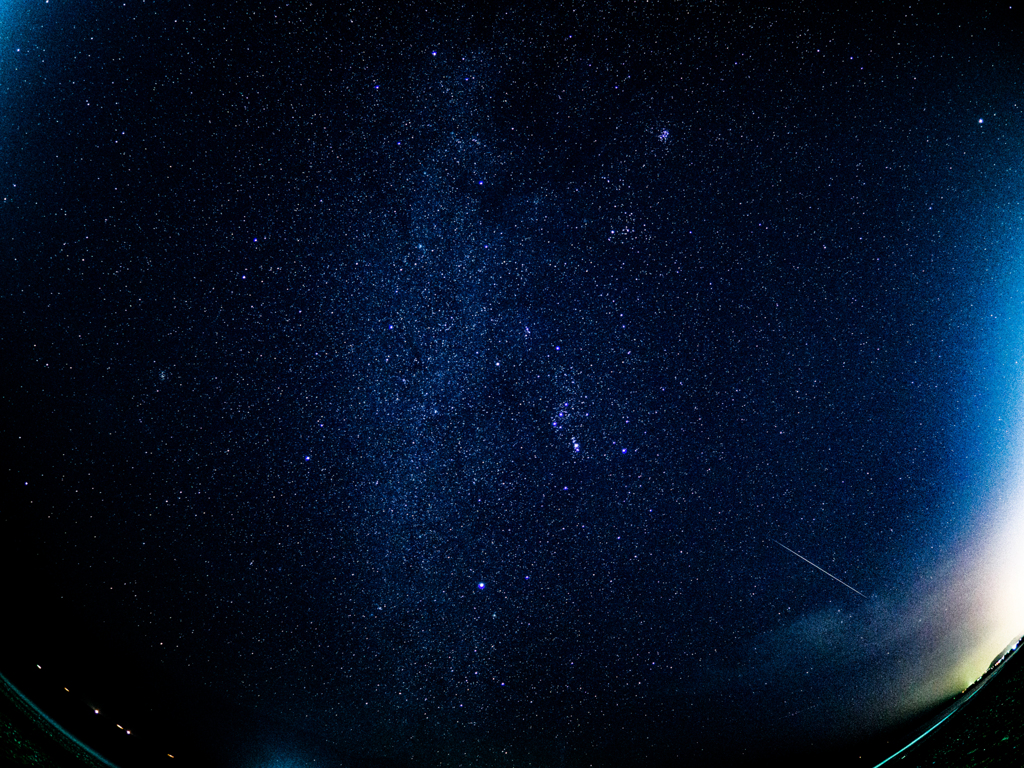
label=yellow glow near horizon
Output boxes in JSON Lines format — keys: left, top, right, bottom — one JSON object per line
{"left": 891, "top": 459, "right": 1024, "bottom": 719}
{"left": 978, "top": 477, "right": 1024, "bottom": 653}
{"left": 946, "top": 442, "right": 1024, "bottom": 694}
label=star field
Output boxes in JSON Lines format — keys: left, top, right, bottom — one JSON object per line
{"left": 3, "top": 3, "right": 1024, "bottom": 767}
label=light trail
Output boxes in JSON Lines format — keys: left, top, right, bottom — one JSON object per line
{"left": 771, "top": 538, "right": 868, "bottom": 598}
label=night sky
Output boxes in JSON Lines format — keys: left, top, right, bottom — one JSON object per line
{"left": 3, "top": 3, "right": 1024, "bottom": 767}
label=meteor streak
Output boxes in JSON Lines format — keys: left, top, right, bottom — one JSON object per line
{"left": 771, "top": 538, "right": 867, "bottom": 598}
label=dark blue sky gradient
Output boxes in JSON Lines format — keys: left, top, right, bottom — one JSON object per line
{"left": 3, "top": 3, "right": 1024, "bottom": 767}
